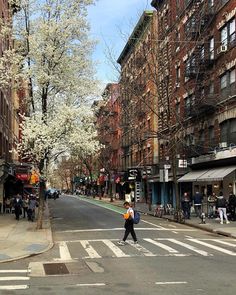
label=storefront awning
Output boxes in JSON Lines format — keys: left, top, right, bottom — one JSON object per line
{"left": 177, "top": 170, "right": 209, "bottom": 182}
{"left": 178, "top": 166, "right": 236, "bottom": 183}
{"left": 197, "top": 166, "right": 236, "bottom": 182}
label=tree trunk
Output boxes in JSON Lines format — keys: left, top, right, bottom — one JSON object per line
{"left": 36, "top": 179, "right": 45, "bottom": 229}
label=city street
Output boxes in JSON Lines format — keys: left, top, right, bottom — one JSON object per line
{"left": 0, "top": 195, "right": 236, "bottom": 294}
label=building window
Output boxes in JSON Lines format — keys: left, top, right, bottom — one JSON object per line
{"left": 220, "top": 18, "right": 236, "bottom": 47}
{"left": 209, "top": 37, "right": 214, "bottom": 60}
{"left": 229, "top": 68, "right": 235, "bottom": 84}
{"left": 220, "top": 73, "right": 227, "bottom": 90}
{"left": 176, "top": 65, "right": 180, "bottom": 83}
{"left": 220, "top": 119, "right": 236, "bottom": 145}
{"left": 209, "top": 81, "right": 214, "bottom": 94}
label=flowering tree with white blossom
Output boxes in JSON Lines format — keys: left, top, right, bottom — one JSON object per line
{"left": 9, "top": 0, "right": 100, "bottom": 228}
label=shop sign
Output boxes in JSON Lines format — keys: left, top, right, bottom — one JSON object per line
{"left": 16, "top": 173, "right": 29, "bottom": 181}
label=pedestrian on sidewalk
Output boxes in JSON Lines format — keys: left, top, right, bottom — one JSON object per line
{"left": 118, "top": 201, "right": 138, "bottom": 246}
{"left": 216, "top": 192, "right": 230, "bottom": 224}
{"left": 13, "top": 194, "right": 23, "bottom": 220}
{"left": 22, "top": 195, "right": 29, "bottom": 218}
{"left": 27, "top": 195, "right": 37, "bottom": 221}
{"left": 208, "top": 193, "right": 217, "bottom": 218}
{"left": 228, "top": 192, "right": 236, "bottom": 221}
{"left": 181, "top": 192, "right": 191, "bottom": 219}
{"left": 193, "top": 191, "right": 203, "bottom": 218}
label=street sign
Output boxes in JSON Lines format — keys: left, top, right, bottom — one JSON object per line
{"left": 128, "top": 169, "right": 140, "bottom": 180}
{"left": 179, "top": 159, "right": 187, "bottom": 168}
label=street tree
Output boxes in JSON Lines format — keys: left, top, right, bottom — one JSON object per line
{"left": 10, "top": 0, "right": 99, "bottom": 228}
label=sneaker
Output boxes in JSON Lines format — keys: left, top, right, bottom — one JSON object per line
{"left": 220, "top": 221, "right": 223, "bottom": 224}
{"left": 226, "top": 221, "right": 230, "bottom": 224}
{"left": 117, "top": 241, "right": 126, "bottom": 246}
{"left": 133, "top": 241, "right": 138, "bottom": 244}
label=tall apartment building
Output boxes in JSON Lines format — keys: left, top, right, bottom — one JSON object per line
{"left": 0, "top": 1, "right": 24, "bottom": 212}
{"left": 117, "top": 11, "right": 159, "bottom": 203}
{"left": 151, "top": 0, "right": 236, "bottom": 205}
{"left": 95, "top": 83, "right": 122, "bottom": 196}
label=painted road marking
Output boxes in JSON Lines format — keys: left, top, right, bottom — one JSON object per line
{"left": 0, "top": 270, "right": 29, "bottom": 273}
{"left": 80, "top": 240, "right": 101, "bottom": 259}
{"left": 126, "top": 241, "right": 155, "bottom": 257}
{"left": 102, "top": 240, "right": 129, "bottom": 258}
{"left": 155, "top": 281, "right": 187, "bottom": 285}
{"left": 141, "top": 219, "right": 166, "bottom": 229}
{"left": 144, "top": 238, "right": 179, "bottom": 253}
{"left": 0, "top": 285, "right": 29, "bottom": 290}
{"left": 0, "top": 277, "right": 30, "bottom": 281}
{"left": 56, "top": 228, "right": 197, "bottom": 233}
{"left": 188, "top": 239, "right": 236, "bottom": 256}
{"left": 58, "top": 241, "right": 73, "bottom": 261}
{"left": 211, "top": 239, "right": 236, "bottom": 248}
{"left": 161, "top": 239, "right": 210, "bottom": 256}
{"left": 76, "top": 283, "right": 106, "bottom": 287}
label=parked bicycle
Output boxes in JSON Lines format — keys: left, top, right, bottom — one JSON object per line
{"left": 173, "top": 209, "right": 185, "bottom": 224}
{"left": 153, "top": 204, "right": 165, "bottom": 218}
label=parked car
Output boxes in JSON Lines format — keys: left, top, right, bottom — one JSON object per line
{"left": 46, "top": 189, "right": 59, "bottom": 199}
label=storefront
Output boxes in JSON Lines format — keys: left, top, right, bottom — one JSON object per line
{"left": 178, "top": 166, "right": 236, "bottom": 199}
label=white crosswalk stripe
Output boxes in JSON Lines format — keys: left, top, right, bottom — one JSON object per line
{"left": 126, "top": 241, "right": 155, "bottom": 257}
{"left": 80, "top": 240, "right": 101, "bottom": 258}
{"left": 188, "top": 239, "right": 236, "bottom": 256}
{"left": 160, "top": 238, "right": 211, "bottom": 256}
{"left": 144, "top": 238, "right": 179, "bottom": 253}
{"left": 102, "top": 239, "right": 129, "bottom": 257}
{"left": 0, "top": 269, "right": 30, "bottom": 290}
{"left": 57, "top": 238, "right": 236, "bottom": 260}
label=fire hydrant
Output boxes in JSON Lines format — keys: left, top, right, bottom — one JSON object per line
{"left": 201, "top": 212, "right": 206, "bottom": 224}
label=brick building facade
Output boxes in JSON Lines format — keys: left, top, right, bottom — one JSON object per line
{"left": 151, "top": 0, "right": 236, "bottom": 205}
{"left": 117, "top": 11, "right": 159, "bottom": 203}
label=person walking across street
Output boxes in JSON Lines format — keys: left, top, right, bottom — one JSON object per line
{"left": 13, "top": 194, "right": 23, "bottom": 220}
{"left": 118, "top": 201, "right": 138, "bottom": 245}
{"left": 193, "top": 191, "right": 203, "bottom": 218}
{"left": 216, "top": 192, "right": 230, "bottom": 224}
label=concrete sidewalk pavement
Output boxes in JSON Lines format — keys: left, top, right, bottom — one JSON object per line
{"left": 0, "top": 204, "right": 53, "bottom": 263}
{"left": 80, "top": 195, "right": 236, "bottom": 239}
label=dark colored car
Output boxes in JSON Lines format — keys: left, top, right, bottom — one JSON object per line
{"left": 46, "top": 189, "right": 59, "bottom": 199}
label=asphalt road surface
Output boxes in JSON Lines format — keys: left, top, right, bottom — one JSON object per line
{"left": 0, "top": 194, "right": 236, "bottom": 295}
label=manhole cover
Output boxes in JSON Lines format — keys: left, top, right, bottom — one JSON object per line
{"left": 43, "top": 263, "right": 69, "bottom": 275}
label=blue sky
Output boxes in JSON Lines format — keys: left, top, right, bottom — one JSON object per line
{"left": 88, "top": 0, "right": 152, "bottom": 84}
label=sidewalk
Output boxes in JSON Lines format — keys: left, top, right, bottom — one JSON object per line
{"left": 0, "top": 204, "right": 53, "bottom": 263}
{"left": 84, "top": 196, "right": 236, "bottom": 239}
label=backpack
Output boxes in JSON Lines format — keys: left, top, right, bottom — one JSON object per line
{"left": 133, "top": 210, "right": 140, "bottom": 224}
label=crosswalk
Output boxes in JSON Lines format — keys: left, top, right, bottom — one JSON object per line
{"left": 56, "top": 238, "right": 236, "bottom": 260}
{"left": 0, "top": 269, "right": 30, "bottom": 291}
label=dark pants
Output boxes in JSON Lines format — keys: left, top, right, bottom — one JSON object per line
{"left": 27, "top": 209, "right": 35, "bottom": 221}
{"left": 15, "top": 207, "right": 21, "bottom": 220}
{"left": 182, "top": 201, "right": 190, "bottom": 219}
{"left": 23, "top": 207, "right": 28, "bottom": 218}
{"left": 123, "top": 219, "right": 137, "bottom": 242}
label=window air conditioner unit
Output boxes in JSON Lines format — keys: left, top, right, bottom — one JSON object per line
{"left": 217, "top": 45, "right": 227, "bottom": 55}
{"left": 219, "top": 142, "right": 227, "bottom": 148}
